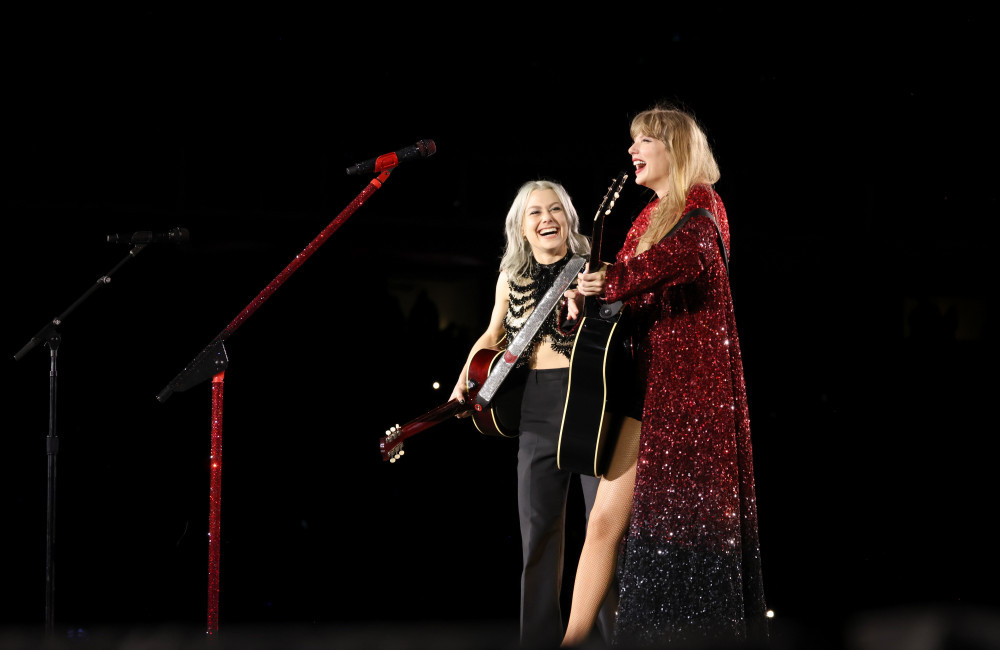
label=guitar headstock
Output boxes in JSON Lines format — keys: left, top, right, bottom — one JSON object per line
{"left": 589, "top": 172, "right": 630, "bottom": 269}
{"left": 593, "top": 172, "right": 629, "bottom": 222}
{"left": 379, "top": 424, "right": 405, "bottom": 462}
{"left": 378, "top": 398, "right": 472, "bottom": 463}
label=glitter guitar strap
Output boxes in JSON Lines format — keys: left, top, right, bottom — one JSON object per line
{"left": 380, "top": 253, "right": 587, "bottom": 462}
{"left": 473, "top": 254, "right": 588, "bottom": 408}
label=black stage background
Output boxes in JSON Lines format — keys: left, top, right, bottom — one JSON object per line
{"left": 3, "top": 8, "right": 996, "bottom": 649}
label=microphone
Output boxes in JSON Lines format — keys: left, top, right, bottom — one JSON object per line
{"left": 107, "top": 227, "right": 190, "bottom": 245}
{"left": 345, "top": 139, "right": 437, "bottom": 176}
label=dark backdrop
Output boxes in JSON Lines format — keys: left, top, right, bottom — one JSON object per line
{"left": 3, "top": 7, "right": 995, "bottom": 648}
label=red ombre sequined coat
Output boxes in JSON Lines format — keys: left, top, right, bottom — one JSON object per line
{"left": 603, "top": 185, "right": 767, "bottom": 646}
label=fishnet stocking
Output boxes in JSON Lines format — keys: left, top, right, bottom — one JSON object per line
{"left": 562, "top": 416, "right": 642, "bottom": 647}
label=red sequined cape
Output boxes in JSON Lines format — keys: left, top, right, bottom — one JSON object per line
{"left": 603, "top": 184, "right": 767, "bottom": 645}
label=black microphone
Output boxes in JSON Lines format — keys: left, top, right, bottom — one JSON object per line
{"left": 345, "top": 139, "right": 437, "bottom": 176}
{"left": 107, "top": 227, "right": 190, "bottom": 245}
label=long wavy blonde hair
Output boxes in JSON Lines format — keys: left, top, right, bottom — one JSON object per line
{"left": 631, "top": 105, "right": 720, "bottom": 250}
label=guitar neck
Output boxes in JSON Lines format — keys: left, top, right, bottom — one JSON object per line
{"left": 399, "top": 399, "right": 469, "bottom": 437}
{"left": 589, "top": 217, "right": 604, "bottom": 272}
{"left": 583, "top": 230, "right": 605, "bottom": 315}
{"left": 379, "top": 398, "right": 471, "bottom": 461}
{"left": 584, "top": 172, "right": 627, "bottom": 314}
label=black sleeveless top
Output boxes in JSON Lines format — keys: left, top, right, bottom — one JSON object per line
{"left": 503, "top": 252, "right": 578, "bottom": 369}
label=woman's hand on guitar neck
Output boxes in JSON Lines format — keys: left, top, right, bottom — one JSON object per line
{"left": 565, "top": 263, "right": 608, "bottom": 319}
{"left": 449, "top": 383, "right": 472, "bottom": 418}
{"left": 576, "top": 262, "right": 608, "bottom": 296}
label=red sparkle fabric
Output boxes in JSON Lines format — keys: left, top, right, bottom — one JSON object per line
{"left": 603, "top": 184, "right": 767, "bottom": 645}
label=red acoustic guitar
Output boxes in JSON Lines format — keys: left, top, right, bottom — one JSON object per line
{"left": 379, "top": 346, "right": 525, "bottom": 462}
{"left": 379, "top": 254, "right": 587, "bottom": 462}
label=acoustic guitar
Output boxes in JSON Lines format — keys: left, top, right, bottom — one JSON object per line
{"left": 557, "top": 172, "right": 636, "bottom": 476}
{"left": 379, "top": 346, "right": 523, "bottom": 462}
{"left": 380, "top": 254, "right": 587, "bottom": 462}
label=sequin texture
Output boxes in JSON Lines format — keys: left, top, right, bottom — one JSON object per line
{"left": 603, "top": 185, "right": 767, "bottom": 646}
{"left": 504, "top": 253, "right": 578, "bottom": 368}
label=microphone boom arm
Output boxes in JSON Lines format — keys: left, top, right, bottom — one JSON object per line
{"left": 345, "top": 139, "right": 436, "bottom": 176}
{"left": 13, "top": 244, "right": 147, "bottom": 361}
{"left": 157, "top": 169, "right": 394, "bottom": 401}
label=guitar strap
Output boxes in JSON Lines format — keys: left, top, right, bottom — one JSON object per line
{"left": 669, "top": 207, "right": 729, "bottom": 273}
{"left": 475, "top": 254, "right": 588, "bottom": 407}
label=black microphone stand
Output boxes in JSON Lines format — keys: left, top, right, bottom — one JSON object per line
{"left": 13, "top": 243, "right": 150, "bottom": 635}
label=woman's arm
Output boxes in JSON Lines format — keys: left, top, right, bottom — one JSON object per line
{"left": 450, "top": 273, "right": 509, "bottom": 403}
{"left": 604, "top": 218, "right": 717, "bottom": 303}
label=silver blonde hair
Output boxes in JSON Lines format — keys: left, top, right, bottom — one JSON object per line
{"left": 498, "top": 179, "right": 591, "bottom": 277}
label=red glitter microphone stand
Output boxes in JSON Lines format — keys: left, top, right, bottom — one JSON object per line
{"left": 156, "top": 169, "right": 394, "bottom": 635}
